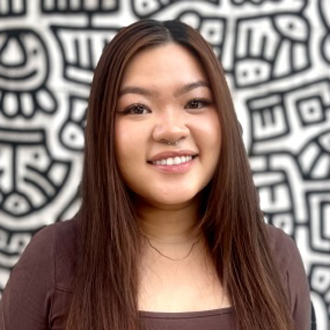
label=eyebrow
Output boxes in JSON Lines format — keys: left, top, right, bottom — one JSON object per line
{"left": 118, "top": 80, "right": 210, "bottom": 98}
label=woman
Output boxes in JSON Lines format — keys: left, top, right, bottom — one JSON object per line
{"left": 0, "top": 20, "right": 311, "bottom": 330}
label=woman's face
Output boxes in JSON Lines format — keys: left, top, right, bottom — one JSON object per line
{"left": 115, "top": 43, "right": 221, "bottom": 208}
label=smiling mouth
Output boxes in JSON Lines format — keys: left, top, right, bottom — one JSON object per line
{"left": 0, "top": 69, "right": 37, "bottom": 81}
{"left": 148, "top": 155, "right": 198, "bottom": 166}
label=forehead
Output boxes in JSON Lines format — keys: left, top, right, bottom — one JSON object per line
{"left": 120, "top": 43, "right": 209, "bottom": 89}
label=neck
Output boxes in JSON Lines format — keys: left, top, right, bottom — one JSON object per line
{"left": 134, "top": 195, "right": 202, "bottom": 244}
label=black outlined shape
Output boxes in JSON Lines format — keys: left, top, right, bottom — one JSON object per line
{"left": 250, "top": 152, "right": 310, "bottom": 224}
{"left": 311, "top": 303, "right": 317, "bottom": 330}
{"left": 310, "top": 265, "right": 330, "bottom": 296}
{"left": 0, "top": 226, "right": 38, "bottom": 263}
{"left": 232, "top": 0, "right": 280, "bottom": 5}
{"left": 306, "top": 191, "right": 330, "bottom": 253}
{"left": 177, "top": 11, "right": 227, "bottom": 61}
{"left": 0, "top": 0, "right": 26, "bottom": 16}
{"left": 0, "top": 128, "right": 71, "bottom": 217}
{"left": 247, "top": 94, "right": 290, "bottom": 143}
{"left": 59, "top": 95, "right": 87, "bottom": 151}
{"left": 131, "top": 0, "right": 220, "bottom": 19}
{"left": 41, "top": 0, "right": 119, "bottom": 13}
{"left": 51, "top": 26, "right": 118, "bottom": 86}
{"left": 231, "top": 0, "right": 307, "bottom": 6}
{"left": 234, "top": 13, "right": 310, "bottom": 88}
{"left": 247, "top": 79, "right": 330, "bottom": 153}
{"left": 290, "top": 79, "right": 330, "bottom": 128}
{"left": 55, "top": 188, "right": 80, "bottom": 222}
{"left": 0, "top": 29, "right": 57, "bottom": 118}
{"left": 319, "top": 0, "right": 330, "bottom": 65}
{"left": 232, "top": 0, "right": 308, "bottom": 12}
{"left": 310, "top": 265, "right": 329, "bottom": 329}
{"left": 298, "top": 130, "right": 330, "bottom": 181}
{"left": 253, "top": 169, "right": 295, "bottom": 236}
{"left": 296, "top": 96, "right": 327, "bottom": 127}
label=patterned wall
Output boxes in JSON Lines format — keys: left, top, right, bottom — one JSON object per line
{"left": 0, "top": 0, "right": 329, "bottom": 328}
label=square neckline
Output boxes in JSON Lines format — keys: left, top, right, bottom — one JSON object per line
{"left": 139, "top": 306, "right": 234, "bottom": 319}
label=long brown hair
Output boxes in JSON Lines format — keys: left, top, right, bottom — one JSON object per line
{"left": 66, "top": 20, "right": 294, "bottom": 330}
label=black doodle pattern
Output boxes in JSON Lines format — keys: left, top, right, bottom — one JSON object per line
{"left": 0, "top": 127, "right": 71, "bottom": 217}
{"left": 310, "top": 264, "right": 330, "bottom": 328}
{"left": 0, "top": 29, "right": 57, "bottom": 118}
{"left": 252, "top": 166, "right": 295, "bottom": 236}
{"left": 177, "top": 11, "right": 227, "bottom": 61}
{"left": 132, "top": 0, "right": 220, "bottom": 19}
{"left": 247, "top": 79, "right": 330, "bottom": 153}
{"left": 59, "top": 95, "right": 87, "bottom": 152}
{"left": 0, "top": 0, "right": 26, "bottom": 16}
{"left": 298, "top": 130, "right": 330, "bottom": 181}
{"left": 319, "top": 0, "right": 330, "bottom": 65}
{"left": 306, "top": 190, "right": 330, "bottom": 254}
{"left": 51, "top": 26, "right": 118, "bottom": 85}
{"left": 55, "top": 187, "right": 80, "bottom": 222}
{"left": 41, "top": 0, "right": 119, "bottom": 13}
{"left": 0, "top": 0, "right": 329, "bottom": 328}
{"left": 231, "top": 0, "right": 281, "bottom": 5}
{"left": 234, "top": 13, "right": 310, "bottom": 88}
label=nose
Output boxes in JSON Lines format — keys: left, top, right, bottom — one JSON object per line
{"left": 0, "top": 36, "right": 26, "bottom": 67}
{"left": 152, "top": 109, "right": 190, "bottom": 144}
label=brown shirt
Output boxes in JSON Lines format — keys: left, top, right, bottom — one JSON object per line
{"left": 0, "top": 219, "right": 311, "bottom": 330}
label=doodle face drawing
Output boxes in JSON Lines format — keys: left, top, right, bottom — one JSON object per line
{"left": 0, "top": 128, "right": 71, "bottom": 217}
{"left": 0, "top": 29, "right": 56, "bottom": 118}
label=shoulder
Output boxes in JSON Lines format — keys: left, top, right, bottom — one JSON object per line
{"left": 30, "top": 217, "right": 78, "bottom": 243}
{"left": 24, "top": 218, "right": 78, "bottom": 263}
{"left": 12, "top": 218, "right": 78, "bottom": 291}
{"left": 264, "top": 223, "right": 299, "bottom": 271}
{"left": 39, "top": 218, "right": 79, "bottom": 290}
{"left": 263, "top": 223, "right": 308, "bottom": 294}
{"left": 0, "top": 219, "right": 78, "bottom": 329}
{"left": 34, "top": 217, "right": 78, "bottom": 250}
{"left": 264, "top": 224, "right": 311, "bottom": 329}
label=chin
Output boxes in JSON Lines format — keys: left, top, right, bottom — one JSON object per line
{"left": 147, "top": 191, "right": 200, "bottom": 208}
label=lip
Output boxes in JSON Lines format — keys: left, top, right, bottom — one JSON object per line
{"left": 148, "top": 150, "right": 198, "bottom": 162}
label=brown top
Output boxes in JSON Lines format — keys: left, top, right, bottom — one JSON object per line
{"left": 0, "top": 219, "right": 311, "bottom": 330}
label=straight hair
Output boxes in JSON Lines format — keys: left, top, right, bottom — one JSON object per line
{"left": 66, "top": 20, "right": 294, "bottom": 330}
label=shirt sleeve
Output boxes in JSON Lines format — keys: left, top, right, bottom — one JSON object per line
{"left": 0, "top": 225, "right": 55, "bottom": 330}
{"left": 283, "top": 232, "right": 312, "bottom": 330}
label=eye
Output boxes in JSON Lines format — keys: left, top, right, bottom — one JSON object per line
{"left": 185, "top": 98, "right": 211, "bottom": 110}
{"left": 122, "top": 103, "right": 150, "bottom": 115}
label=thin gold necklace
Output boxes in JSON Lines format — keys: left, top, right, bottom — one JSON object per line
{"left": 144, "top": 235, "right": 200, "bottom": 261}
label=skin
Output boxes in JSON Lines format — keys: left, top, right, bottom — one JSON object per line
{"left": 115, "top": 43, "right": 230, "bottom": 312}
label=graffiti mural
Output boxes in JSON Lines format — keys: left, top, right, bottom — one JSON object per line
{"left": 0, "top": 0, "right": 329, "bottom": 328}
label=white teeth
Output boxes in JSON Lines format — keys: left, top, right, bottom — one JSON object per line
{"left": 174, "top": 156, "right": 181, "bottom": 165}
{"left": 152, "top": 155, "right": 194, "bottom": 165}
{"left": 167, "top": 158, "right": 174, "bottom": 165}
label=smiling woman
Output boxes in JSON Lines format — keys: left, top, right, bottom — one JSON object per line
{"left": 115, "top": 43, "right": 221, "bottom": 206}
{"left": 0, "top": 20, "right": 311, "bottom": 330}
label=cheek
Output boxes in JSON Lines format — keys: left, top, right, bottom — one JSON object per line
{"left": 115, "top": 121, "right": 147, "bottom": 172}
{"left": 193, "top": 112, "right": 221, "bottom": 153}
{"left": 195, "top": 114, "right": 222, "bottom": 184}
